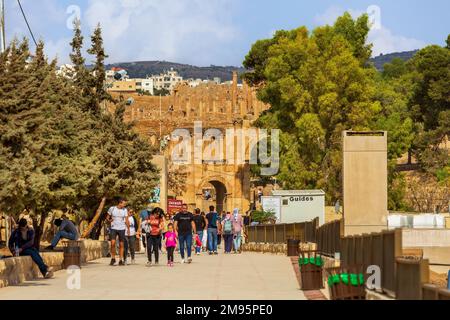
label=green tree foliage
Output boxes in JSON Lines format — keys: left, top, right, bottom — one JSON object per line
{"left": 250, "top": 209, "right": 276, "bottom": 224}
{"left": 0, "top": 24, "right": 160, "bottom": 243}
{"left": 409, "top": 44, "right": 450, "bottom": 176}
{"left": 87, "top": 24, "right": 113, "bottom": 114}
{"left": 244, "top": 13, "right": 379, "bottom": 203}
{"left": 0, "top": 40, "right": 101, "bottom": 244}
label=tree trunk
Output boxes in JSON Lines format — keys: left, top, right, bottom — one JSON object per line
{"left": 34, "top": 212, "right": 47, "bottom": 249}
{"left": 407, "top": 149, "right": 412, "bottom": 165}
{"left": 81, "top": 196, "right": 107, "bottom": 239}
{"left": 91, "top": 211, "right": 107, "bottom": 240}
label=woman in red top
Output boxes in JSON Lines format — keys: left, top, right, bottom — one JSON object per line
{"left": 146, "top": 208, "right": 164, "bottom": 266}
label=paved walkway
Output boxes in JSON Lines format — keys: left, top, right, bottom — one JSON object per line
{"left": 0, "top": 252, "right": 306, "bottom": 300}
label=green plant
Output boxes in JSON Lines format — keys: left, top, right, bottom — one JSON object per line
{"left": 250, "top": 209, "right": 276, "bottom": 224}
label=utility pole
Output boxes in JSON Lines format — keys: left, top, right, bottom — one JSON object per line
{"left": 159, "top": 93, "right": 162, "bottom": 153}
{"left": 0, "top": 0, "right": 5, "bottom": 53}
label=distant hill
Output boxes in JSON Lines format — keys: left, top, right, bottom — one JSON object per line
{"left": 103, "top": 61, "right": 246, "bottom": 81}
{"left": 104, "top": 50, "right": 419, "bottom": 80}
{"left": 370, "top": 50, "right": 418, "bottom": 71}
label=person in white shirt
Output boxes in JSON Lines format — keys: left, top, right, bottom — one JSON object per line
{"left": 107, "top": 198, "right": 129, "bottom": 266}
{"left": 124, "top": 209, "right": 139, "bottom": 265}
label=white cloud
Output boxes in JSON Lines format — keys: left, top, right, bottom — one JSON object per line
{"left": 83, "top": 0, "right": 240, "bottom": 66}
{"left": 45, "top": 37, "right": 72, "bottom": 64}
{"left": 368, "top": 27, "right": 426, "bottom": 56}
{"left": 314, "top": 6, "right": 427, "bottom": 57}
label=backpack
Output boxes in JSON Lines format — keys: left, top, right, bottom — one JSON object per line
{"left": 223, "top": 219, "right": 233, "bottom": 234}
{"left": 208, "top": 212, "right": 218, "bottom": 228}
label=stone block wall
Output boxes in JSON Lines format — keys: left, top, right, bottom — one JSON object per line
{"left": 0, "top": 240, "right": 109, "bottom": 289}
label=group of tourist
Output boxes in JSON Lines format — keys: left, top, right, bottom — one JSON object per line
{"left": 6, "top": 198, "right": 245, "bottom": 280}
{"left": 107, "top": 199, "right": 245, "bottom": 267}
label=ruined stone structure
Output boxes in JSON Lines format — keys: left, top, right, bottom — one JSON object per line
{"left": 110, "top": 72, "right": 270, "bottom": 214}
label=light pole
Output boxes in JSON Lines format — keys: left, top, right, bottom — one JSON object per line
{"left": 159, "top": 93, "right": 162, "bottom": 153}
{"left": 0, "top": 0, "right": 5, "bottom": 53}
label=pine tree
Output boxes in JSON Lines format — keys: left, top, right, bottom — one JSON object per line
{"left": 0, "top": 39, "right": 100, "bottom": 245}
{"left": 87, "top": 24, "right": 112, "bottom": 114}
{"left": 69, "top": 19, "right": 92, "bottom": 112}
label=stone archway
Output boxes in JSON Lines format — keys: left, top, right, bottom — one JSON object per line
{"left": 210, "top": 180, "right": 227, "bottom": 214}
{"left": 198, "top": 176, "right": 231, "bottom": 213}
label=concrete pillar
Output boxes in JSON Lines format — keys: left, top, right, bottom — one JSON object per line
{"left": 150, "top": 155, "right": 168, "bottom": 212}
{"left": 342, "top": 131, "right": 388, "bottom": 236}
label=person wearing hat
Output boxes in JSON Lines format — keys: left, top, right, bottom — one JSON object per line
{"left": 8, "top": 218, "right": 54, "bottom": 279}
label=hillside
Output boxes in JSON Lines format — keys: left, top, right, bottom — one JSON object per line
{"left": 103, "top": 50, "right": 419, "bottom": 80}
{"left": 370, "top": 50, "right": 418, "bottom": 71}
{"left": 104, "top": 61, "right": 246, "bottom": 81}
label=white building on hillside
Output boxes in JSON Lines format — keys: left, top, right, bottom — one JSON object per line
{"left": 141, "top": 78, "right": 155, "bottom": 95}
{"left": 151, "top": 68, "right": 183, "bottom": 92}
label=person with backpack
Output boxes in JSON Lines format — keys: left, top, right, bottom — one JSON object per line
{"left": 231, "top": 208, "right": 244, "bottom": 253}
{"left": 206, "top": 205, "right": 221, "bottom": 255}
{"left": 146, "top": 208, "right": 164, "bottom": 266}
{"left": 221, "top": 211, "right": 234, "bottom": 254}
{"left": 124, "top": 209, "right": 139, "bottom": 265}
{"left": 192, "top": 208, "right": 208, "bottom": 255}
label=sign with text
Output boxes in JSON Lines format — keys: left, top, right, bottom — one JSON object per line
{"left": 168, "top": 199, "right": 183, "bottom": 216}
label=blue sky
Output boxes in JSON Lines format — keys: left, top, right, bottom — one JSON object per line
{"left": 4, "top": 0, "right": 450, "bottom": 66}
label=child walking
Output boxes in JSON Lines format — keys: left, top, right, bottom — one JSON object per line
{"left": 165, "top": 223, "right": 177, "bottom": 267}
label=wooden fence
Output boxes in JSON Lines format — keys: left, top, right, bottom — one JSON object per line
{"left": 246, "top": 218, "right": 319, "bottom": 244}
{"left": 316, "top": 219, "right": 343, "bottom": 256}
{"left": 340, "top": 229, "right": 402, "bottom": 296}
{"left": 246, "top": 218, "right": 447, "bottom": 299}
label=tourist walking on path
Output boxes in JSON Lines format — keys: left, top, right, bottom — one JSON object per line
{"left": 206, "top": 206, "right": 221, "bottom": 255}
{"left": 139, "top": 206, "right": 152, "bottom": 251}
{"left": 146, "top": 208, "right": 164, "bottom": 266}
{"left": 107, "top": 198, "right": 129, "bottom": 266}
{"left": 9, "top": 219, "right": 54, "bottom": 279}
{"left": 232, "top": 208, "right": 243, "bottom": 253}
{"left": 193, "top": 208, "right": 208, "bottom": 255}
{"left": 165, "top": 223, "right": 177, "bottom": 267}
{"left": 46, "top": 216, "right": 79, "bottom": 250}
{"left": 174, "top": 208, "right": 196, "bottom": 264}
{"left": 201, "top": 212, "right": 208, "bottom": 251}
{"left": 221, "top": 212, "right": 234, "bottom": 254}
{"left": 124, "top": 209, "right": 138, "bottom": 265}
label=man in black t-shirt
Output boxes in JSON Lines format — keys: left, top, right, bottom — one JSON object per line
{"left": 174, "top": 209, "right": 196, "bottom": 264}
{"left": 193, "top": 208, "right": 208, "bottom": 255}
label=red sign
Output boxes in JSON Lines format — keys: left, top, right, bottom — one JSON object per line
{"left": 167, "top": 199, "right": 183, "bottom": 216}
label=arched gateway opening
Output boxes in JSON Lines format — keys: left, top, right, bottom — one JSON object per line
{"left": 210, "top": 180, "right": 227, "bottom": 213}
{"left": 201, "top": 180, "right": 228, "bottom": 213}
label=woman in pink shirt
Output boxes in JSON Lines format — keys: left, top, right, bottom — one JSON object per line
{"left": 232, "top": 208, "right": 244, "bottom": 253}
{"left": 165, "top": 223, "right": 177, "bottom": 267}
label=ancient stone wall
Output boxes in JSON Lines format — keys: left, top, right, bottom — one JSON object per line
{"left": 108, "top": 75, "right": 269, "bottom": 213}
